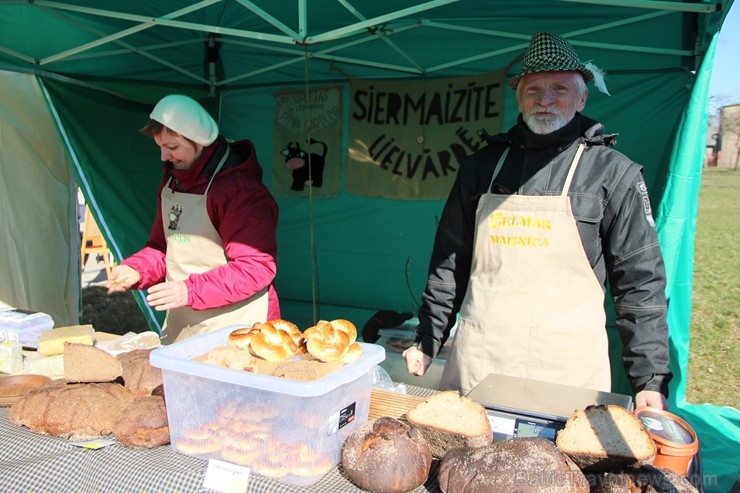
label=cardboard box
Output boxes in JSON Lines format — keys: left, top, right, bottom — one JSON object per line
{"left": 150, "top": 325, "right": 385, "bottom": 486}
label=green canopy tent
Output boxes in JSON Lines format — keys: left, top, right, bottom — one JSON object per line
{"left": 0, "top": 2, "right": 737, "bottom": 490}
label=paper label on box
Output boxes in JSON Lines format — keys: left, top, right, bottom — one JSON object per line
{"left": 328, "top": 402, "right": 357, "bottom": 435}
{"left": 203, "top": 459, "right": 250, "bottom": 493}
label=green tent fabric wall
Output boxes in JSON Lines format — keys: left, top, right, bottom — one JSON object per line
{"left": 0, "top": 1, "right": 737, "bottom": 490}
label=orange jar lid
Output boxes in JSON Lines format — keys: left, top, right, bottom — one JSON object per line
{"left": 634, "top": 406, "right": 699, "bottom": 457}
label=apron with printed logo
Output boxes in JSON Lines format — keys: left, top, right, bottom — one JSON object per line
{"left": 159, "top": 149, "right": 268, "bottom": 344}
{"left": 440, "top": 144, "right": 611, "bottom": 394}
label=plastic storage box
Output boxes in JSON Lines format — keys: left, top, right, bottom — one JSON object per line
{"left": 150, "top": 325, "right": 385, "bottom": 486}
{"left": 0, "top": 308, "right": 54, "bottom": 348}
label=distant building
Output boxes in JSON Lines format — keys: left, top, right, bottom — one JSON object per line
{"left": 717, "top": 103, "right": 740, "bottom": 169}
{"left": 705, "top": 122, "right": 719, "bottom": 167}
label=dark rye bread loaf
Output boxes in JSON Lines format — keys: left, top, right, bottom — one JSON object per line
{"left": 556, "top": 405, "right": 657, "bottom": 473}
{"left": 406, "top": 391, "right": 492, "bottom": 459}
{"left": 9, "top": 381, "right": 135, "bottom": 441}
{"left": 117, "top": 348, "right": 163, "bottom": 398}
{"left": 341, "top": 416, "right": 432, "bottom": 493}
{"left": 438, "top": 437, "right": 589, "bottom": 493}
{"left": 114, "top": 395, "right": 170, "bottom": 448}
{"left": 588, "top": 465, "right": 699, "bottom": 493}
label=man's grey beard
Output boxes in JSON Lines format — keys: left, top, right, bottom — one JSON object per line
{"left": 523, "top": 111, "right": 570, "bottom": 135}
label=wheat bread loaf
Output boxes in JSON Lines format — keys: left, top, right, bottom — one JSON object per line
{"left": 438, "top": 437, "right": 589, "bottom": 493}
{"left": 588, "top": 465, "right": 699, "bottom": 493}
{"left": 117, "top": 348, "right": 163, "bottom": 397}
{"left": 9, "top": 380, "right": 135, "bottom": 440}
{"left": 114, "top": 395, "right": 170, "bottom": 448}
{"left": 406, "top": 390, "right": 492, "bottom": 459}
{"left": 556, "top": 404, "right": 656, "bottom": 472}
{"left": 341, "top": 416, "right": 432, "bottom": 493}
{"left": 64, "top": 342, "right": 123, "bottom": 383}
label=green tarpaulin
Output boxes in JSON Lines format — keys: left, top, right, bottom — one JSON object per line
{"left": 0, "top": 2, "right": 737, "bottom": 490}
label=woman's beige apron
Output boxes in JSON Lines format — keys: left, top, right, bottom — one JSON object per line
{"left": 159, "top": 149, "right": 268, "bottom": 344}
{"left": 439, "top": 144, "right": 611, "bottom": 394}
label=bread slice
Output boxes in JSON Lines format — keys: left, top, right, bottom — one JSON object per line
{"left": 406, "top": 390, "right": 492, "bottom": 459}
{"left": 555, "top": 404, "right": 656, "bottom": 472}
{"left": 64, "top": 342, "right": 123, "bottom": 383}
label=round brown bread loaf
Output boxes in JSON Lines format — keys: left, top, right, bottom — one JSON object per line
{"left": 588, "top": 465, "right": 699, "bottom": 493}
{"left": 438, "top": 437, "right": 589, "bottom": 493}
{"left": 341, "top": 416, "right": 432, "bottom": 493}
{"left": 9, "top": 381, "right": 135, "bottom": 441}
{"left": 117, "top": 348, "right": 163, "bottom": 397}
{"left": 114, "top": 395, "right": 170, "bottom": 448}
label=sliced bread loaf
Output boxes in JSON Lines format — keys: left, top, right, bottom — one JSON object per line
{"left": 405, "top": 390, "right": 492, "bottom": 459}
{"left": 555, "top": 404, "right": 656, "bottom": 472}
{"left": 64, "top": 342, "right": 123, "bottom": 383}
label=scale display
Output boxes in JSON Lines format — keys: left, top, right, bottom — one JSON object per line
{"left": 486, "top": 408, "right": 565, "bottom": 442}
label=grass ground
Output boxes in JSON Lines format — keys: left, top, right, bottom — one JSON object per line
{"left": 685, "top": 167, "right": 740, "bottom": 408}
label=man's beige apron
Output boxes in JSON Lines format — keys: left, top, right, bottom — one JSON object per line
{"left": 440, "top": 144, "right": 611, "bottom": 394}
{"left": 159, "top": 149, "right": 268, "bottom": 344}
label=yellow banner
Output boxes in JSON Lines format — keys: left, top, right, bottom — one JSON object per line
{"left": 272, "top": 86, "right": 342, "bottom": 197}
{"left": 347, "top": 70, "right": 505, "bottom": 199}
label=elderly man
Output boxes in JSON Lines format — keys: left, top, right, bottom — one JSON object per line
{"left": 403, "top": 32, "right": 671, "bottom": 409}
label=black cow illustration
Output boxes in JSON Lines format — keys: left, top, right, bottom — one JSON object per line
{"left": 281, "top": 138, "right": 327, "bottom": 191}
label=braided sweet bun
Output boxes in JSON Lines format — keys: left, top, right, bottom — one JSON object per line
{"left": 268, "top": 319, "right": 305, "bottom": 346}
{"left": 343, "top": 342, "right": 363, "bottom": 364}
{"left": 249, "top": 322, "right": 299, "bottom": 362}
{"left": 303, "top": 320, "right": 351, "bottom": 362}
{"left": 329, "top": 319, "right": 357, "bottom": 344}
{"left": 227, "top": 327, "right": 260, "bottom": 350}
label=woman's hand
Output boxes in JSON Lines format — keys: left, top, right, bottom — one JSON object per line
{"left": 106, "top": 265, "right": 141, "bottom": 294}
{"left": 403, "top": 345, "right": 433, "bottom": 376}
{"left": 146, "top": 280, "right": 189, "bottom": 311}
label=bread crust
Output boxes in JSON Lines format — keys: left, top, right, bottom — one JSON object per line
{"left": 114, "top": 395, "right": 170, "bottom": 448}
{"left": 117, "top": 348, "right": 163, "bottom": 398}
{"left": 588, "top": 465, "right": 699, "bottom": 493}
{"left": 438, "top": 437, "right": 589, "bottom": 493}
{"left": 342, "top": 417, "right": 432, "bottom": 493}
{"left": 9, "top": 381, "right": 135, "bottom": 441}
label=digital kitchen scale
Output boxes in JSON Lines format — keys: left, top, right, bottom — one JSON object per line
{"left": 466, "top": 373, "right": 633, "bottom": 442}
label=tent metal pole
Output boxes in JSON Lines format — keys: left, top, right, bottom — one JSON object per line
{"left": 298, "top": 0, "right": 307, "bottom": 39}
{"left": 337, "top": 0, "right": 424, "bottom": 72}
{"left": 232, "top": 0, "right": 301, "bottom": 40}
{"left": 557, "top": 0, "right": 720, "bottom": 13}
{"left": 307, "top": 0, "right": 459, "bottom": 43}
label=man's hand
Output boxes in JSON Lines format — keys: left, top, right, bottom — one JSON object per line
{"left": 146, "top": 280, "right": 189, "bottom": 311}
{"left": 106, "top": 265, "right": 141, "bottom": 294}
{"left": 635, "top": 390, "right": 668, "bottom": 410}
{"left": 403, "top": 346, "right": 433, "bottom": 376}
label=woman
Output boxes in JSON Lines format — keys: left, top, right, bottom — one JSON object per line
{"left": 107, "top": 94, "right": 280, "bottom": 343}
